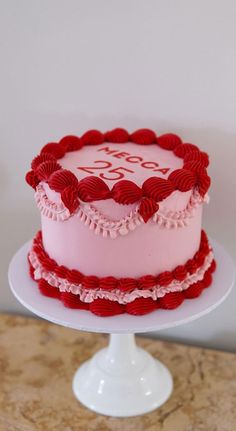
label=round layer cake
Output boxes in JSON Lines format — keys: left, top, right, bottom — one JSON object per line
{"left": 26, "top": 128, "right": 216, "bottom": 316}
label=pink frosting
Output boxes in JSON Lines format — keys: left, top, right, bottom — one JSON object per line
{"left": 38, "top": 141, "right": 207, "bottom": 280}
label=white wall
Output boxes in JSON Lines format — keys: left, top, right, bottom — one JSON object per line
{"left": 1, "top": 0, "right": 236, "bottom": 351}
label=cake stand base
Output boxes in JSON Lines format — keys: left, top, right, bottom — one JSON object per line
{"left": 73, "top": 333, "right": 172, "bottom": 417}
{"left": 8, "top": 239, "right": 235, "bottom": 417}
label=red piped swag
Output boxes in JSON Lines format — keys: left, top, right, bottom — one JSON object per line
{"left": 26, "top": 128, "right": 211, "bottom": 217}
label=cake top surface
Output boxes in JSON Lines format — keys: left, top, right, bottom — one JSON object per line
{"left": 59, "top": 142, "right": 183, "bottom": 186}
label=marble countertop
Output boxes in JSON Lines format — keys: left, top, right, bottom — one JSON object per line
{"left": 0, "top": 313, "right": 235, "bottom": 431}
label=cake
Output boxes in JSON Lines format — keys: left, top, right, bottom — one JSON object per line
{"left": 26, "top": 128, "right": 216, "bottom": 316}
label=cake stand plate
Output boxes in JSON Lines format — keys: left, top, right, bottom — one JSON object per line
{"left": 8, "top": 239, "right": 235, "bottom": 417}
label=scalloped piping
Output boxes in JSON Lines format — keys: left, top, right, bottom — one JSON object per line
{"left": 28, "top": 248, "right": 214, "bottom": 304}
{"left": 35, "top": 183, "right": 208, "bottom": 237}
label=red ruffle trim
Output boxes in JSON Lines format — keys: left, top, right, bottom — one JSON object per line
{"left": 28, "top": 230, "right": 216, "bottom": 316}
{"left": 26, "top": 129, "right": 211, "bottom": 213}
{"left": 29, "top": 260, "right": 216, "bottom": 316}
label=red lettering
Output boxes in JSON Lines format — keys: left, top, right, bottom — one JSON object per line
{"left": 141, "top": 161, "right": 159, "bottom": 169}
{"left": 126, "top": 156, "right": 143, "bottom": 163}
{"left": 154, "top": 168, "right": 170, "bottom": 175}
{"left": 113, "top": 152, "right": 130, "bottom": 159}
{"left": 97, "top": 147, "right": 117, "bottom": 155}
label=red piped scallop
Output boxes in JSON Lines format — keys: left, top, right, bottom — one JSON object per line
{"left": 173, "top": 265, "right": 187, "bottom": 282}
{"left": 81, "top": 130, "right": 104, "bottom": 146}
{"left": 186, "top": 259, "right": 198, "bottom": 275}
{"left": 38, "top": 279, "right": 61, "bottom": 299}
{"left": 169, "top": 169, "right": 196, "bottom": 192}
{"left": 159, "top": 292, "right": 184, "bottom": 309}
{"left": 139, "top": 198, "right": 159, "bottom": 223}
{"left": 183, "top": 161, "right": 207, "bottom": 175}
{"left": 157, "top": 133, "right": 182, "bottom": 150}
{"left": 202, "top": 269, "right": 212, "bottom": 288}
{"left": 54, "top": 265, "right": 68, "bottom": 279}
{"left": 156, "top": 271, "right": 173, "bottom": 286}
{"left": 36, "top": 160, "right": 62, "bottom": 181}
{"left": 174, "top": 143, "right": 199, "bottom": 158}
{"left": 126, "top": 298, "right": 159, "bottom": 315}
{"left": 41, "top": 142, "right": 66, "bottom": 159}
{"left": 142, "top": 177, "right": 174, "bottom": 201}
{"left": 29, "top": 262, "right": 35, "bottom": 280}
{"left": 184, "top": 281, "right": 203, "bottom": 298}
{"left": 184, "top": 150, "right": 209, "bottom": 167}
{"left": 90, "top": 299, "right": 125, "bottom": 316}
{"left": 138, "top": 275, "right": 156, "bottom": 289}
{"left": 198, "top": 173, "right": 211, "bottom": 196}
{"left": 118, "top": 278, "right": 138, "bottom": 292}
{"left": 67, "top": 269, "right": 83, "bottom": 284}
{"left": 31, "top": 153, "right": 56, "bottom": 171}
{"left": 130, "top": 129, "right": 156, "bottom": 145}
{"left": 59, "top": 135, "right": 82, "bottom": 151}
{"left": 61, "top": 292, "right": 90, "bottom": 309}
{"left": 112, "top": 180, "right": 143, "bottom": 205}
{"left": 25, "top": 170, "right": 40, "bottom": 190}
{"left": 83, "top": 275, "right": 99, "bottom": 290}
{"left": 78, "top": 176, "right": 110, "bottom": 202}
{"left": 104, "top": 128, "right": 129, "bottom": 143}
{"left": 27, "top": 129, "right": 211, "bottom": 206}
{"left": 209, "top": 259, "right": 217, "bottom": 273}
{"left": 99, "top": 277, "right": 118, "bottom": 290}
{"left": 61, "top": 185, "right": 79, "bottom": 213}
{"left": 48, "top": 169, "right": 78, "bottom": 192}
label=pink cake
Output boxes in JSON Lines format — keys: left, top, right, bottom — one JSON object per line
{"left": 26, "top": 128, "right": 216, "bottom": 316}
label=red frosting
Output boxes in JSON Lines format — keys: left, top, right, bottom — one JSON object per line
{"left": 142, "top": 177, "right": 174, "bottom": 201}
{"left": 26, "top": 128, "right": 211, "bottom": 217}
{"left": 157, "top": 133, "right": 182, "bottom": 150}
{"left": 29, "top": 251, "right": 216, "bottom": 316}
{"left": 77, "top": 176, "right": 111, "bottom": 201}
{"left": 130, "top": 128, "right": 156, "bottom": 145}
{"left": 81, "top": 130, "right": 104, "bottom": 146}
{"left": 48, "top": 169, "right": 79, "bottom": 192}
{"left": 41, "top": 142, "right": 66, "bottom": 159}
{"left": 36, "top": 160, "right": 62, "bottom": 181}
{"left": 126, "top": 298, "right": 159, "bottom": 315}
{"left": 104, "top": 128, "right": 129, "bottom": 143}
{"left": 61, "top": 185, "right": 79, "bottom": 213}
{"left": 25, "top": 170, "right": 40, "bottom": 190}
{"left": 31, "top": 152, "right": 56, "bottom": 171}
{"left": 59, "top": 135, "right": 82, "bottom": 152}
{"left": 138, "top": 198, "right": 159, "bottom": 223}
{"left": 112, "top": 180, "right": 143, "bottom": 204}
{"left": 159, "top": 292, "right": 184, "bottom": 309}
{"left": 169, "top": 169, "right": 196, "bottom": 192}
{"left": 184, "top": 150, "right": 209, "bottom": 167}
{"left": 174, "top": 143, "right": 199, "bottom": 158}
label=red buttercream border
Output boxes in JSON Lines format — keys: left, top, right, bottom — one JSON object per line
{"left": 30, "top": 229, "right": 212, "bottom": 292}
{"left": 26, "top": 129, "right": 211, "bottom": 218}
{"left": 29, "top": 257, "right": 216, "bottom": 317}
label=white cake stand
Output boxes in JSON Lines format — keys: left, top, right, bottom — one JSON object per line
{"left": 8, "top": 239, "right": 235, "bottom": 417}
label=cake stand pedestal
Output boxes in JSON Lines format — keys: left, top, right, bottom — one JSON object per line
{"left": 8, "top": 240, "right": 235, "bottom": 417}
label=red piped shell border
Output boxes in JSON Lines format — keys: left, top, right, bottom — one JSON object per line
{"left": 28, "top": 230, "right": 216, "bottom": 316}
{"left": 25, "top": 129, "right": 211, "bottom": 221}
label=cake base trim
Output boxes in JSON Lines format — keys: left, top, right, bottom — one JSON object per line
{"left": 29, "top": 247, "right": 214, "bottom": 304}
{"left": 28, "top": 230, "right": 215, "bottom": 315}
